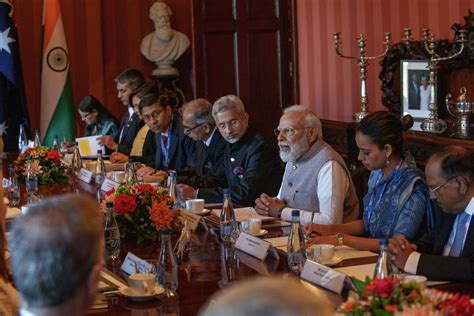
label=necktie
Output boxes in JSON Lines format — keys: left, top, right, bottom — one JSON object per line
{"left": 449, "top": 212, "right": 470, "bottom": 256}
{"left": 161, "top": 135, "right": 168, "bottom": 148}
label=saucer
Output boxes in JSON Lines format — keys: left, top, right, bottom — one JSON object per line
{"left": 120, "top": 286, "right": 165, "bottom": 301}
{"left": 249, "top": 229, "right": 268, "bottom": 237}
{"left": 321, "top": 255, "right": 343, "bottom": 267}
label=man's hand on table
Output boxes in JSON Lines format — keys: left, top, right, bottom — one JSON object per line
{"left": 143, "top": 171, "right": 168, "bottom": 183}
{"left": 177, "top": 184, "right": 197, "bottom": 199}
{"left": 388, "top": 236, "right": 417, "bottom": 269}
{"left": 110, "top": 152, "right": 128, "bottom": 163}
{"left": 254, "top": 193, "right": 285, "bottom": 217}
{"left": 136, "top": 166, "right": 156, "bottom": 178}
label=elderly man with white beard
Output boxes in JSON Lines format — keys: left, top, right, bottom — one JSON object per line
{"left": 255, "top": 105, "right": 359, "bottom": 225}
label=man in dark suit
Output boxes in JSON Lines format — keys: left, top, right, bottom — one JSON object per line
{"left": 178, "top": 95, "right": 283, "bottom": 206}
{"left": 178, "top": 98, "right": 227, "bottom": 187}
{"left": 408, "top": 73, "right": 421, "bottom": 110}
{"left": 98, "top": 68, "right": 145, "bottom": 155}
{"left": 135, "top": 93, "right": 194, "bottom": 180}
{"left": 389, "top": 146, "right": 474, "bottom": 281}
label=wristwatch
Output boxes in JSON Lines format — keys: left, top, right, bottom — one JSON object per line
{"left": 335, "top": 233, "right": 344, "bottom": 246}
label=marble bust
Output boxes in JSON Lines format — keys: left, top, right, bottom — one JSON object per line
{"left": 140, "top": 1, "right": 190, "bottom": 77}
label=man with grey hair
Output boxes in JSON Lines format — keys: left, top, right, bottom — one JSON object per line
{"left": 10, "top": 194, "right": 103, "bottom": 316}
{"left": 255, "top": 105, "right": 359, "bottom": 224}
{"left": 179, "top": 98, "right": 227, "bottom": 187}
{"left": 179, "top": 94, "right": 283, "bottom": 205}
{"left": 199, "top": 276, "right": 333, "bottom": 316}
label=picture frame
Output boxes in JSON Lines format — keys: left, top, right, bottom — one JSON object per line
{"left": 400, "top": 60, "right": 432, "bottom": 126}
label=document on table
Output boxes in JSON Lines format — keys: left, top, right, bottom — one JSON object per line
{"left": 211, "top": 207, "right": 275, "bottom": 222}
{"left": 76, "top": 135, "right": 105, "bottom": 158}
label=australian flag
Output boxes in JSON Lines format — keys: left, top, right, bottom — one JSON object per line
{"left": 0, "top": 1, "right": 30, "bottom": 151}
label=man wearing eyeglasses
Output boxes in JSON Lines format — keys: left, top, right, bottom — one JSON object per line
{"left": 178, "top": 98, "right": 226, "bottom": 187}
{"left": 389, "top": 146, "right": 474, "bottom": 281}
{"left": 178, "top": 95, "right": 283, "bottom": 206}
{"left": 254, "top": 105, "right": 359, "bottom": 225}
{"left": 135, "top": 93, "right": 194, "bottom": 179}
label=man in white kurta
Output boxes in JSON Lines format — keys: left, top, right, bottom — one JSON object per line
{"left": 255, "top": 105, "right": 359, "bottom": 224}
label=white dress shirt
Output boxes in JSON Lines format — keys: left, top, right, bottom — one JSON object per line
{"left": 404, "top": 197, "right": 474, "bottom": 274}
{"left": 278, "top": 160, "right": 349, "bottom": 225}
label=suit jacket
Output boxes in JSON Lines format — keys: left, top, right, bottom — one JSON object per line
{"left": 408, "top": 81, "right": 421, "bottom": 110}
{"left": 178, "top": 130, "right": 227, "bottom": 188}
{"left": 154, "top": 116, "right": 195, "bottom": 172}
{"left": 415, "top": 205, "right": 474, "bottom": 281}
{"left": 129, "top": 129, "right": 156, "bottom": 167}
{"left": 114, "top": 111, "right": 144, "bottom": 155}
{"left": 198, "top": 126, "right": 283, "bottom": 206}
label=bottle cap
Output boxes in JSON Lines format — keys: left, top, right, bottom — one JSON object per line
{"left": 106, "top": 201, "right": 113, "bottom": 208}
{"left": 128, "top": 157, "right": 135, "bottom": 163}
{"left": 291, "top": 210, "right": 300, "bottom": 218}
{"left": 169, "top": 171, "right": 177, "bottom": 178}
{"left": 97, "top": 149, "right": 103, "bottom": 154}
{"left": 223, "top": 188, "right": 231, "bottom": 195}
{"left": 379, "top": 238, "right": 388, "bottom": 245}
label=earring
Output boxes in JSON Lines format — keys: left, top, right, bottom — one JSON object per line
{"left": 386, "top": 156, "right": 390, "bottom": 166}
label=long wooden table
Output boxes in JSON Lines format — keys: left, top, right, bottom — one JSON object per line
{"left": 4, "top": 158, "right": 474, "bottom": 316}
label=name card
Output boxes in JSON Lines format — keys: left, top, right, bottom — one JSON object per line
{"left": 78, "top": 168, "right": 93, "bottom": 183}
{"left": 101, "top": 178, "right": 120, "bottom": 192}
{"left": 235, "top": 232, "right": 270, "bottom": 260}
{"left": 120, "top": 252, "right": 153, "bottom": 275}
{"left": 301, "top": 260, "right": 346, "bottom": 294}
{"left": 179, "top": 210, "right": 202, "bottom": 231}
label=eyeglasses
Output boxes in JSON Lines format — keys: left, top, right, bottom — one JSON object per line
{"left": 143, "top": 110, "right": 164, "bottom": 122}
{"left": 80, "top": 112, "right": 92, "bottom": 120}
{"left": 184, "top": 123, "right": 204, "bottom": 134}
{"left": 273, "top": 126, "right": 313, "bottom": 137}
{"left": 429, "top": 177, "right": 456, "bottom": 196}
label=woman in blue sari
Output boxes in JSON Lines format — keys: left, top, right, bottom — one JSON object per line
{"left": 305, "top": 111, "right": 433, "bottom": 252}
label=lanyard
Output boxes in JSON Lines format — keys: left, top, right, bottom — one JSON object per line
{"left": 161, "top": 134, "right": 171, "bottom": 169}
{"left": 366, "top": 159, "right": 403, "bottom": 230}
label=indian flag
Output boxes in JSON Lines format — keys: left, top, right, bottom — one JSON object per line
{"left": 40, "top": 0, "right": 75, "bottom": 147}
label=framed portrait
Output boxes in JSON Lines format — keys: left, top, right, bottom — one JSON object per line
{"left": 400, "top": 60, "right": 432, "bottom": 125}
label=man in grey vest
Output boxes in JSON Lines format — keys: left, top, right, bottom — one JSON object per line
{"left": 255, "top": 105, "right": 359, "bottom": 224}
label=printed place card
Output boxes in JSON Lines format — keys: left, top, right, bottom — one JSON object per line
{"left": 101, "top": 178, "right": 120, "bottom": 192}
{"left": 235, "top": 232, "right": 270, "bottom": 260}
{"left": 301, "top": 260, "right": 346, "bottom": 294}
{"left": 120, "top": 252, "right": 153, "bottom": 275}
{"left": 78, "top": 168, "right": 93, "bottom": 183}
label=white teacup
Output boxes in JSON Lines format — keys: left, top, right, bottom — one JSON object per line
{"left": 111, "top": 171, "right": 126, "bottom": 183}
{"left": 311, "top": 244, "right": 334, "bottom": 262}
{"left": 248, "top": 218, "right": 262, "bottom": 235}
{"left": 403, "top": 275, "right": 427, "bottom": 289}
{"left": 185, "top": 199, "right": 205, "bottom": 213}
{"left": 128, "top": 273, "right": 156, "bottom": 295}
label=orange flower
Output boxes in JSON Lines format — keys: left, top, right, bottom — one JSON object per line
{"left": 148, "top": 199, "right": 174, "bottom": 230}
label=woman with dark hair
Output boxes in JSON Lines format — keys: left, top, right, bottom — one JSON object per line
{"left": 78, "top": 95, "right": 119, "bottom": 138}
{"left": 305, "top": 111, "right": 433, "bottom": 252}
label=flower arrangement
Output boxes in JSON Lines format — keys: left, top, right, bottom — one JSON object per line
{"left": 14, "top": 147, "right": 68, "bottom": 185}
{"left": 338, "top": 277, "right": 474, "bottom": 316}
{"left": 103, "top": 183, "right": 182, "bottom": 243}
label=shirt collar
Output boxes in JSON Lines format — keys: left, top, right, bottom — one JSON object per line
{"left": 127, "top": 106, "right": 135, "bottom": 118}
{"left": 464, "top": 197, "right": 474, "bottom": 216}
{"left": 204, "top": 128, "right": 217, "bottom": 147}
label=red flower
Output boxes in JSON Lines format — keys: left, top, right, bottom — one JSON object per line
{"left": 47, "top": 151, "right": 61, "bottom": 164}
{"left": 134, "top": 184, "right": 155, "bottom": 195}
{"left": 365, "top": 278, "right": 396, "bottom": 298}
{"left": 114, "top": 194, "right": 136, "bottom": 214}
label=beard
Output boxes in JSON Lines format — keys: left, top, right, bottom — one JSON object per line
{"left": 155, "top": 25, "right": 173, "bottom": 41}
{"left": 279, "top": 138, "right": 310, "bottom": 162}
